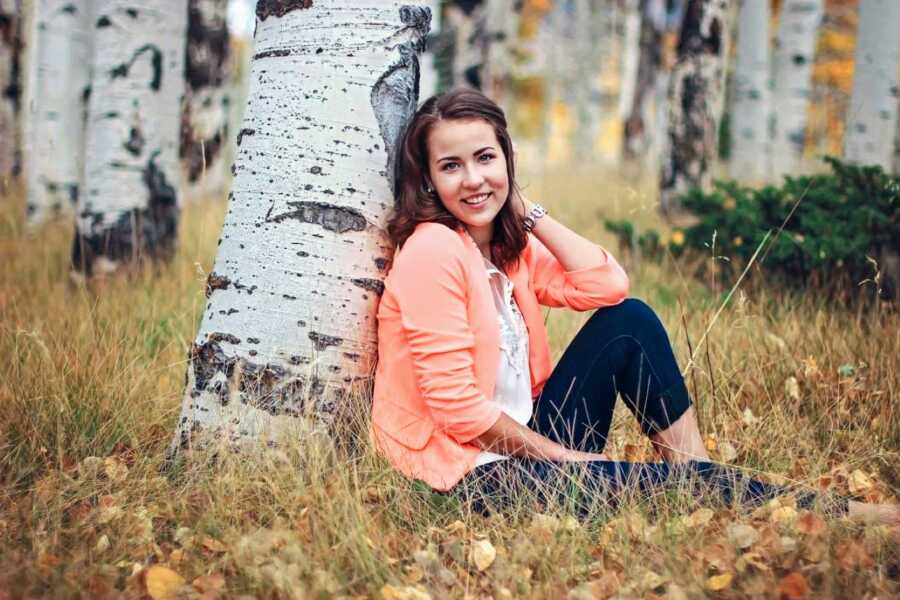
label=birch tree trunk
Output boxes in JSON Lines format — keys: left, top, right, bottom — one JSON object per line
{"left": 623, "top": 0, "right": 663, "bottom": 164}
{"left": 445, "top": 0, "right": 484, "bottom": 89}
{"left": 419, "top": 0, "right": 440, "bottom": 98}
{"left": 181, "top": 0, "right": 231, "bottom": 200}
{"left": 618, "top": 0, "right": 642, "bottom": 125}
{"left": 569, "top": 0, "right": 605, "bottom": 160}
{"left": 658, "top": 0, "right": 731, "bottom": 215}
{"left": 842, "top": 0, "right": 900, "bottom": 170}
{"left": 169, "top": 1, "right": 431, "bottom": 454}
{"left": 72, "top": 1, "right": 187, "bottom": 275}
{"left": 728, "top": 0, "right": 770, "bottom": 182}
{"left": 481, "top": 0, "right": 519, "bottom": 105}
{"left": 24, "top": 0, "right": 92, "bottom": 223}
{"left": 0, "top": 0, "right": 21, "bottom": 186}
{"left": 769, "top": 0, "right": 822, "bottom": 179}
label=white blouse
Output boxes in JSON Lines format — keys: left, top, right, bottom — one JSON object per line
{"left": 474, "top": 255, "right": 534, "bottom": 467}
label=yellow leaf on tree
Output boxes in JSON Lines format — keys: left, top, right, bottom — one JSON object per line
{"left": 144, "top": 566, "right": 186, "bottom": 600}
{"left": 704, "top": 573, "right": 733, "bottom": 591}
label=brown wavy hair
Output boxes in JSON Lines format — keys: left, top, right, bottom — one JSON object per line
{"left": 387, "top": 88, "right": 527, "bottom": 273}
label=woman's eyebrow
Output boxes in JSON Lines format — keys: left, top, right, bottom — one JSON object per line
{"left": 436, "top": 146, "right": 496, "bottom": 162}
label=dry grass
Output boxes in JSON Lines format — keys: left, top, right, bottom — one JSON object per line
{"left": 0, "top": 166, "right": 897, "bottom": 599}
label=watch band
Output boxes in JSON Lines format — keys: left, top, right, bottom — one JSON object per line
{"left": 523, "top": 203, "right": 548, "bottom": 232}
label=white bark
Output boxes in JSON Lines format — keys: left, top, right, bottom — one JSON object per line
{"left": 659, "top": 0, "right": 732, "bottom": 214}
{"left": 445, "top": 1, "right": 482, "bottom": 89}
{"left": 482, "top": 0, "right": 519, "bottom": 104}
{"left": 618, "top": 0, "right": 642, "bottom": 121}
{"left": 729, "top": 0, "right": 770, "bottom": 182}
{"left": 73, "top": 0, "right": 187, "bottom": 274}
{"left": 0, "top": 0, "right": 20, "bottom": 184}
{"left": 770, "top": 0, "right": 822, "bottom": 179}
{"left": 182, "top": 0, "right": 230, "bottom": 201}
{"left": 419, "top": 0, "right": 440, "bottom": 99}
{"left": 170, "top": 1, "right": 431, "bottom": 453}
{"left": 842, "top": 0, "right": 900, "bottom": 170}
{"left": 25, "top": 0, "right": 92, "bottom": 223}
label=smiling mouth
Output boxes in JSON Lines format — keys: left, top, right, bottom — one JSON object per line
{"left": 461, "top": 192, "right": 492, "bottom": 206}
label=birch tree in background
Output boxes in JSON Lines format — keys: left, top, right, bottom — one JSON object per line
{"left": 0, "top": 0, "right": 21, "bottom": 186}
{"left": 842, "top": 0, "right": 900, "bottom": 170}
{"left": 181, "top": 0, "right": 231, "bottom": 199}
{"left": 622, "top": 0, "right": 681, "bottom": 168}
{"left": 72, "top": 1, "right": 187, "bottom": 275}
{"left": 419, "top": 0, "right": 440, "bottom": 98}
{"left": 481, "top": 0, "right": 520, "bottom": 105}
{"left": 169, "top": 1, "right": 431, "bottom": 454}
{"left": 618, "top": 0, "right": 642, "bottom": 132}
{"left": 444, "top": 0, "right": 484, "bottom": 89}
{"left": 659, "top": 0, "right": 731, "bottom": 214}
{"left": 769, "top": 0, "right": 822, "bottom": 179}
{"left": 571, "top": 0, "right": 604, "bottom": 159}
{"left": 24, "top": 0, "right": 92, "bottom": 223}
{"left": 728, "top": 0, "right": 770, "bottom": 182}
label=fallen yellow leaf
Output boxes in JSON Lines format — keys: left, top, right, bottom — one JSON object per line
{"left": 848, "top": 469, "right": 874, "bottom": 495}
{"left": 704, "top": 572, "right": 733, "bottom": 591}
{"left": 144, "top": 566, "right": 185, "bottom": 600}
{"left": 380, "top": 584, "right": 432, "bottom": 600}
{"left": 726, "top": 523, "right": 759, "bottom": 549}
{"left": 470, "top": 538, "right": 496, "bottom": 571}
{"left": 686, "top": 508, "right": 714, "bottom": 527}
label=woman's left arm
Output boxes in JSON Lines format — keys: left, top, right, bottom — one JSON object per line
{"left": 518, "top": 196, "right": 610, "bottom": 271}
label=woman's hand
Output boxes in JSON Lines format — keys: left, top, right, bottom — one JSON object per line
{"left": 563, "top": 450, "right": 610, "bottom": 462}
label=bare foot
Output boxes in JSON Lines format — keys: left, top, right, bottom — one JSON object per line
{"left": 650, "top": 407, "right": 711, "bottom": 464}
{"left": 848, "top": 501, "right": 900, "bottom": 526}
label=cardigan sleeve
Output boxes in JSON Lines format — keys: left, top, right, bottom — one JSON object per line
{"left": 390, "top": 226, "right": 502, "bottom": 445}
{"left": 524, "top": 234, "right": 630, "bottom": 311}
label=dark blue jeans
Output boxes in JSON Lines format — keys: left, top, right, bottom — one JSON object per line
{"left": 459, "top": 299, "right": 847, "bottom": 517}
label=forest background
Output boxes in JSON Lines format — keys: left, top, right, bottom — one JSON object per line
{"left": 0, "top": 1, "right": 898, "bottom": 598}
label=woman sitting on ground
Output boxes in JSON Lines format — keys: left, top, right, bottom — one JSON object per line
{"left": 370, "top": 88, "right": 897, "bottom": 525}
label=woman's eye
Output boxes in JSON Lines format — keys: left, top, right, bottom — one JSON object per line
{"left": 441, "top": 162, "right": 459, "bottom": 171}
{"left": 479, "top": 153, "right": 495, "bottom": 162}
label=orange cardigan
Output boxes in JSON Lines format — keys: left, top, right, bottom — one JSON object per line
{"left": 370, "top": 222, "right": 629, "bottom": 490}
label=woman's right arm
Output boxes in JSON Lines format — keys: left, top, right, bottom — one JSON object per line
{"left": 475, "top": 412, "right": 608, "bottom": 462}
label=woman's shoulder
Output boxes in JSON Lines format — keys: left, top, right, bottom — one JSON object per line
{"left": 398, "top": 222, "right": 467, "bottom": 258}
{"left": 388, "top": 222, "right": 470, "bottom": 279}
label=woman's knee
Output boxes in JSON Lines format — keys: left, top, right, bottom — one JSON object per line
{"left": 590, "top": 298, "right": 664, "bottom": 332}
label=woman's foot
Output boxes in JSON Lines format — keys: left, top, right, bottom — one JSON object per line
{"left": 848, "top": 501, "right": 900, "bottom": 526}
{"left": 649, "top": 406, "right": 711, "bottom": 464}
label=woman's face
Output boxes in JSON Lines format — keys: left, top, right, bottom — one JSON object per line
{"left": 425, "top": 118, "right": 510, "bottom": 243}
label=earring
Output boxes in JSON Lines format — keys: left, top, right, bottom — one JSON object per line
{"left": 424, "top": 183, "right": 435, "bottom": 195}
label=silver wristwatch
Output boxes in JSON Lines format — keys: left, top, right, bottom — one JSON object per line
{"left": 523, "top": 203, "right": 548, "bottom": 232}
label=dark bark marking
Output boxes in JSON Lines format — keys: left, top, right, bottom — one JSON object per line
{"left": 371, "top": 6, "right": 430, "bottom": 193}
{"left": 125, "top": 8, "right": 138, "bottom": 18}
{"left": 256, "top": 0, "right": 313, "bottom": 22}
{"left": 208, "top": 332, "right": 241, "bottom": 345}
{"left": 237, "top": 128, "right": 255, "bottom": 146}
{"left": 373, "top": 257, "right": 389, "bottom": 272}
{"left": 71, "top": 152, "right": 178, "bottom": 275}
{"left": 253, "top": 48, "right": 293, "bottom": 60}
{"left": 124, "top": 126, "right": 145, "bottom": 156}
{"left": 110, "top": 44, "right": 164, "bottom": 91}
{"left": 206, "top": 271, "right": 231, "bottom": 297}
{"left": 266, "top": 201, "right": 367, "bottom": 233}
{"left": 96, "top": 15, "right": 112, "bottom": 27}
{"left": 350, "top": 277, "right": 384, "bottom": 296}
{"left": 309, "top": 331, "right": 342, "bottom": 351}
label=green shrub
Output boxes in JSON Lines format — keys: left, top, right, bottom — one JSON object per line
{"left": 605, "top": 157, "right": 899, "bottom": 299}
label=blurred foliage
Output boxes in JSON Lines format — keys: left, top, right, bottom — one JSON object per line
{"left": 606, "top": 157, "right": 899, "bottom": 298}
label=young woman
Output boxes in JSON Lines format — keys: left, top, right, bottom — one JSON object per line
{"left": 370, "top": 88, "right": 897, "bottom": 524}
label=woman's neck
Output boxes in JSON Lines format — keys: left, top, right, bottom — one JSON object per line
{"left": 466, "top": 225, "right": 493, "bottom": 260}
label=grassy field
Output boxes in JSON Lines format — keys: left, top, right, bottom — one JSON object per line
{"left": 0, "top": 166, "right": 897, "bottom": 599}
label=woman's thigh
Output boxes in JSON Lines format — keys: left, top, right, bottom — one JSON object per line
{"left": 531, "top": 299, "right": 693, "bottom": 452}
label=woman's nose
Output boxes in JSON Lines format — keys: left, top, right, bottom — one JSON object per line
{"left": 462, "top": 166, "right": 484, "bottom": 188}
